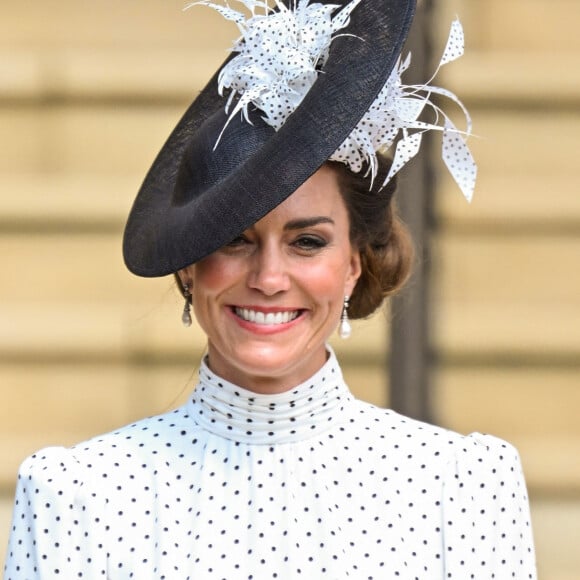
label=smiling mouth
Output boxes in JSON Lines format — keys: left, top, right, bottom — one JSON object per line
{"left": 233, "top": 307, "right": 302, "bottom": 325}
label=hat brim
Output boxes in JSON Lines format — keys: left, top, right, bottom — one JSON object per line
{"left": 123, "top": 0, "right": 416, "bottom": 277}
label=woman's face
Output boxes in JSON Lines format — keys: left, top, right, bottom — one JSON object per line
{"left": 179, "top": 165, "right": 361, "bottom": 394}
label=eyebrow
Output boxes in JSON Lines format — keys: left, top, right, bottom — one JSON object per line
{"left": 283, "top": 216, "right": 335, "bottom": 230}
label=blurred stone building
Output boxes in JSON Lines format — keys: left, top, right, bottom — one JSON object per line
{"left": 1, "top": 1, "right": 579, "bottom": 577}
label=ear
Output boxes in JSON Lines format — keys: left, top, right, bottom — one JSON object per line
{"left": 345, "top": 249, "right": 362, "bottom": 297}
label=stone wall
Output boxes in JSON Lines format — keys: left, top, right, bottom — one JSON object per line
{"left": 1, "top": 1, "right": 579, "bottom": 577}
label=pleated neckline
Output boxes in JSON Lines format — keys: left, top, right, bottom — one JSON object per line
{"left": 187, "top": 348, "right": 352, "bottom": 444}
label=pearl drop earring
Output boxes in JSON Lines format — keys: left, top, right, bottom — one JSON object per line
{"left": 338, "top": 295, "right": 351, "bottom": 339}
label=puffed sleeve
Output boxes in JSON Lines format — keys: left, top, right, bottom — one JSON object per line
{"left": 442, "top": 433, "right": 537, "bottom": 579}
{"left": 4, "top": 447, "right": 107, "bottom": 579}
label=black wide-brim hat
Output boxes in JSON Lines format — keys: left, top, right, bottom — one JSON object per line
{"left": 123, "top": 0, "right": 416, "bottom": 277}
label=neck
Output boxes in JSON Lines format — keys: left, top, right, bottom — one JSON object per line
{"left": 204, "top": 345, "right": 330, "bottom": 395}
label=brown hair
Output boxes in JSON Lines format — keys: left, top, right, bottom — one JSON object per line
{"left": 327, "top": 154, "right": 414, "bottom": 319}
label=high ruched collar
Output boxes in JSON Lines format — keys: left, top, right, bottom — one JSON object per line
{"left": 186, "top": 349, "right": 353, "bottom": 444}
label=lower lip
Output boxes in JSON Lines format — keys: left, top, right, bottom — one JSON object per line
{"left": 226, "top": 308, "right": 304, "bottom": 335}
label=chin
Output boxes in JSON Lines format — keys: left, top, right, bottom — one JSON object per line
{"left": 213, "top": 339, "right": 327, "bottom": 390}
{"left": 236, "top": 343, "right": 303, "bottom": 375}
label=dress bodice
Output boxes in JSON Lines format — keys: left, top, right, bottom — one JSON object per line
{"left": 4, "top": 352, "right": 537, "bottom": 579}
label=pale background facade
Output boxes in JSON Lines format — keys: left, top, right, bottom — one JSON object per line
{"left": 1, "top": 1, "right": 579, "bottom": 577}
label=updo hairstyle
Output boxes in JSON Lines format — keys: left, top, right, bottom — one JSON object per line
{"left": 327, "top": 153, "right": 414, "bottom": 320}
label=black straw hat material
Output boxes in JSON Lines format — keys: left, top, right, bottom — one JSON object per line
{"left": 123, "top": 0, "right": 416, "bottom": 277}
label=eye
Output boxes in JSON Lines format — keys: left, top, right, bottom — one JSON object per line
{"left": 225, "top": 234, "right": 249, "bottom": 247}
{"left": 292, "top": 235, "right": 327, "bottom": 251}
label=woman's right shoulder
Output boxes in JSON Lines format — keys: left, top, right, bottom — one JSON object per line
{"left": 18, "top": 404, "right": 195, "bottom": 485}
{"left": 16, "top": 445, "right": 84, "bottom": 494}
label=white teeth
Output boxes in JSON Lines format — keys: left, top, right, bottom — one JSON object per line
{"left": 235, "top": 308, "right": 299, "bottom": 325}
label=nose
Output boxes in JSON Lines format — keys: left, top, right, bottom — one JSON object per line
{"left": 247, "top": 244, "right": 290, "bottom": 296}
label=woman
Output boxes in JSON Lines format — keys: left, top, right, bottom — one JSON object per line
{"left": 4, "top": 0, "right": 536, "bottom": 577}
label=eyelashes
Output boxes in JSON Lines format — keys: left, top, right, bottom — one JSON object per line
{"left": 223, "top": 234, "right": 329, "bottom": 254}
{"left": 292, "top": 235, "right": 328, "bottom": 251}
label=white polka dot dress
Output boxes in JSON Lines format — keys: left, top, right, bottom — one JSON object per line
{"left": 4, "top": 350, "right": 537, "bottom": 578}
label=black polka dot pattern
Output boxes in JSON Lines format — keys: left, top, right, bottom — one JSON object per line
{"left": 216, "top": 0, "right": 360, "bottom": 133}
{"left": 4, "top": 351, "right": 537, "bottom": 578}
{"left": 210, "top": 0, "right": 477, "bottom": 200}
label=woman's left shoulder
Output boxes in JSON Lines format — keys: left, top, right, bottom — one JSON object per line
{"left": 438, "top": 431, "right": 536, "bottom": 577}
{"left": 450, "top": 430, "right": 523, "bottom": 468}
{"left": 351, "top": 400, "right": 523, "bottom": 468}
{"left": 346, "top": 402, "right": 536, "bottom": 576}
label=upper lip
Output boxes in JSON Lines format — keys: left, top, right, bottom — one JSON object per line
{"left": 230, "top": 305, "right": 303, "bottom": 313}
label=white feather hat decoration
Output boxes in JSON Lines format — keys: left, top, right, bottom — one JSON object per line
{"left": 190, "top": 0, "right": 477, "bottom": 201}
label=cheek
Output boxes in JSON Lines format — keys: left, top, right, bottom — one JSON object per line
{"left": 301, "top": 257, "right": 351, "bottom": 301}
{"left": 192, "top": 255, "right": 241, "bottom": 294}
